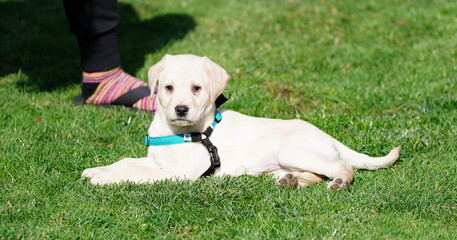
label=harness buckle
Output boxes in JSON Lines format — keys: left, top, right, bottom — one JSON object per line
{"left": 203, "top": 127, "right": 213, "bottom": 137}
{"left": 207, "top": 145, "right": 221, "bottom": 168}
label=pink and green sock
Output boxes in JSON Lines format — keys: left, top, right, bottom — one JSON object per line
{"left": 81, "top": 68, "right": 156, "bottom": 111}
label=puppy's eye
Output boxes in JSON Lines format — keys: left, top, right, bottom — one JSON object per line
{"left": 165, "top": 85, "right": 173, "bottom": 92}
{"left": 192, "top": 85, "right": 202, "bottom": 93}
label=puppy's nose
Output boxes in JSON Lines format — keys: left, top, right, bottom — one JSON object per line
{"left": 175, "top": 105, "right": 189, "bottom": 117}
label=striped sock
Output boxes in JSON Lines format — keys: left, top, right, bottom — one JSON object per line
{"left": 82, "top": 68, "right": 156, "bottom": 111}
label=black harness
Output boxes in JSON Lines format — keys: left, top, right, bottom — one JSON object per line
{"left": 187, "top": 119, "right": 221, "bottom": 177}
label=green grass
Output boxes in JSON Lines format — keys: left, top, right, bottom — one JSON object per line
{"left": 1, "top": 0, "right": 456, "bottom": 239}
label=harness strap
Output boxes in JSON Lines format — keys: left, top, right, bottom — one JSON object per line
{"left": 199, "top": 138, "right": 220, "bottom": 177}
{"left": 215, "top": 93, "right": 228, "bottom": 109}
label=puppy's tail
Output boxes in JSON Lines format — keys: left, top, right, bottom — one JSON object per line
{"left": 335, "top": 142, "right": 400, "bottom": 170}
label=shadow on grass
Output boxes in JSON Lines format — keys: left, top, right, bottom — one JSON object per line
{"left": 0, "top": 0, "right": 195, "bottom": 92}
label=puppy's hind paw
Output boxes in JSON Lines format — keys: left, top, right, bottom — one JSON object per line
{"left": 327, "top": 178, "right": 350, "bottom": 190}
{"left": 276, "top": 173, "right": 299, "bottom": 187}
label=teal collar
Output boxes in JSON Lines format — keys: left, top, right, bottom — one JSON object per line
{"left": 144, "top": 111, "right": 222, "bottom": 146}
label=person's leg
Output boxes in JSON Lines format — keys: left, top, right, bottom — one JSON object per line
{"left": 63, "top": 0, "right": 156, "bottom": 111}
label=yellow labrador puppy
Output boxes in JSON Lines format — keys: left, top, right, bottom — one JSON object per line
{"left": 82, "top": 54, "right": 400, "bottom": 190}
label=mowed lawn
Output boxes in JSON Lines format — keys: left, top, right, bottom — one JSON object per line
{"left": 1, "top": 0, "right": 456, "bottom": 239}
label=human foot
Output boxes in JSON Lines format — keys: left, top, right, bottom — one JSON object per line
{"left": 75, "top": 67, "right": 156, "bottom": 111}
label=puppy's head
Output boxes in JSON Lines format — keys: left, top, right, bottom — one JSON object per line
{"left": 148, "top": 54, "right": 229, "bottom": 127}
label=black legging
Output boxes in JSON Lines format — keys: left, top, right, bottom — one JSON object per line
{"left": 63, "top": 0, "right": 121, "bottom": 73}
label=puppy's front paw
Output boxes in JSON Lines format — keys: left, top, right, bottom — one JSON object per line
{"left": 89, "top": 174, "right": 117, "bottom": 185}
{"left": 81, "top": 167, "right": 99, "bottom": 179}
{"left": 81, "top": 167, "right": 116, "bottom": 185}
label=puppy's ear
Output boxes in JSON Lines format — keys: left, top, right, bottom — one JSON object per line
{"left": 203, "top": 57, "right": 230, "bottom": 103}
{"left": 148, "top": 54, "right": 170, "bottom": 95}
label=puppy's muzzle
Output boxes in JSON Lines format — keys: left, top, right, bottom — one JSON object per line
{"left": 175, "top": 105, "right": 189, "bottom": 117}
